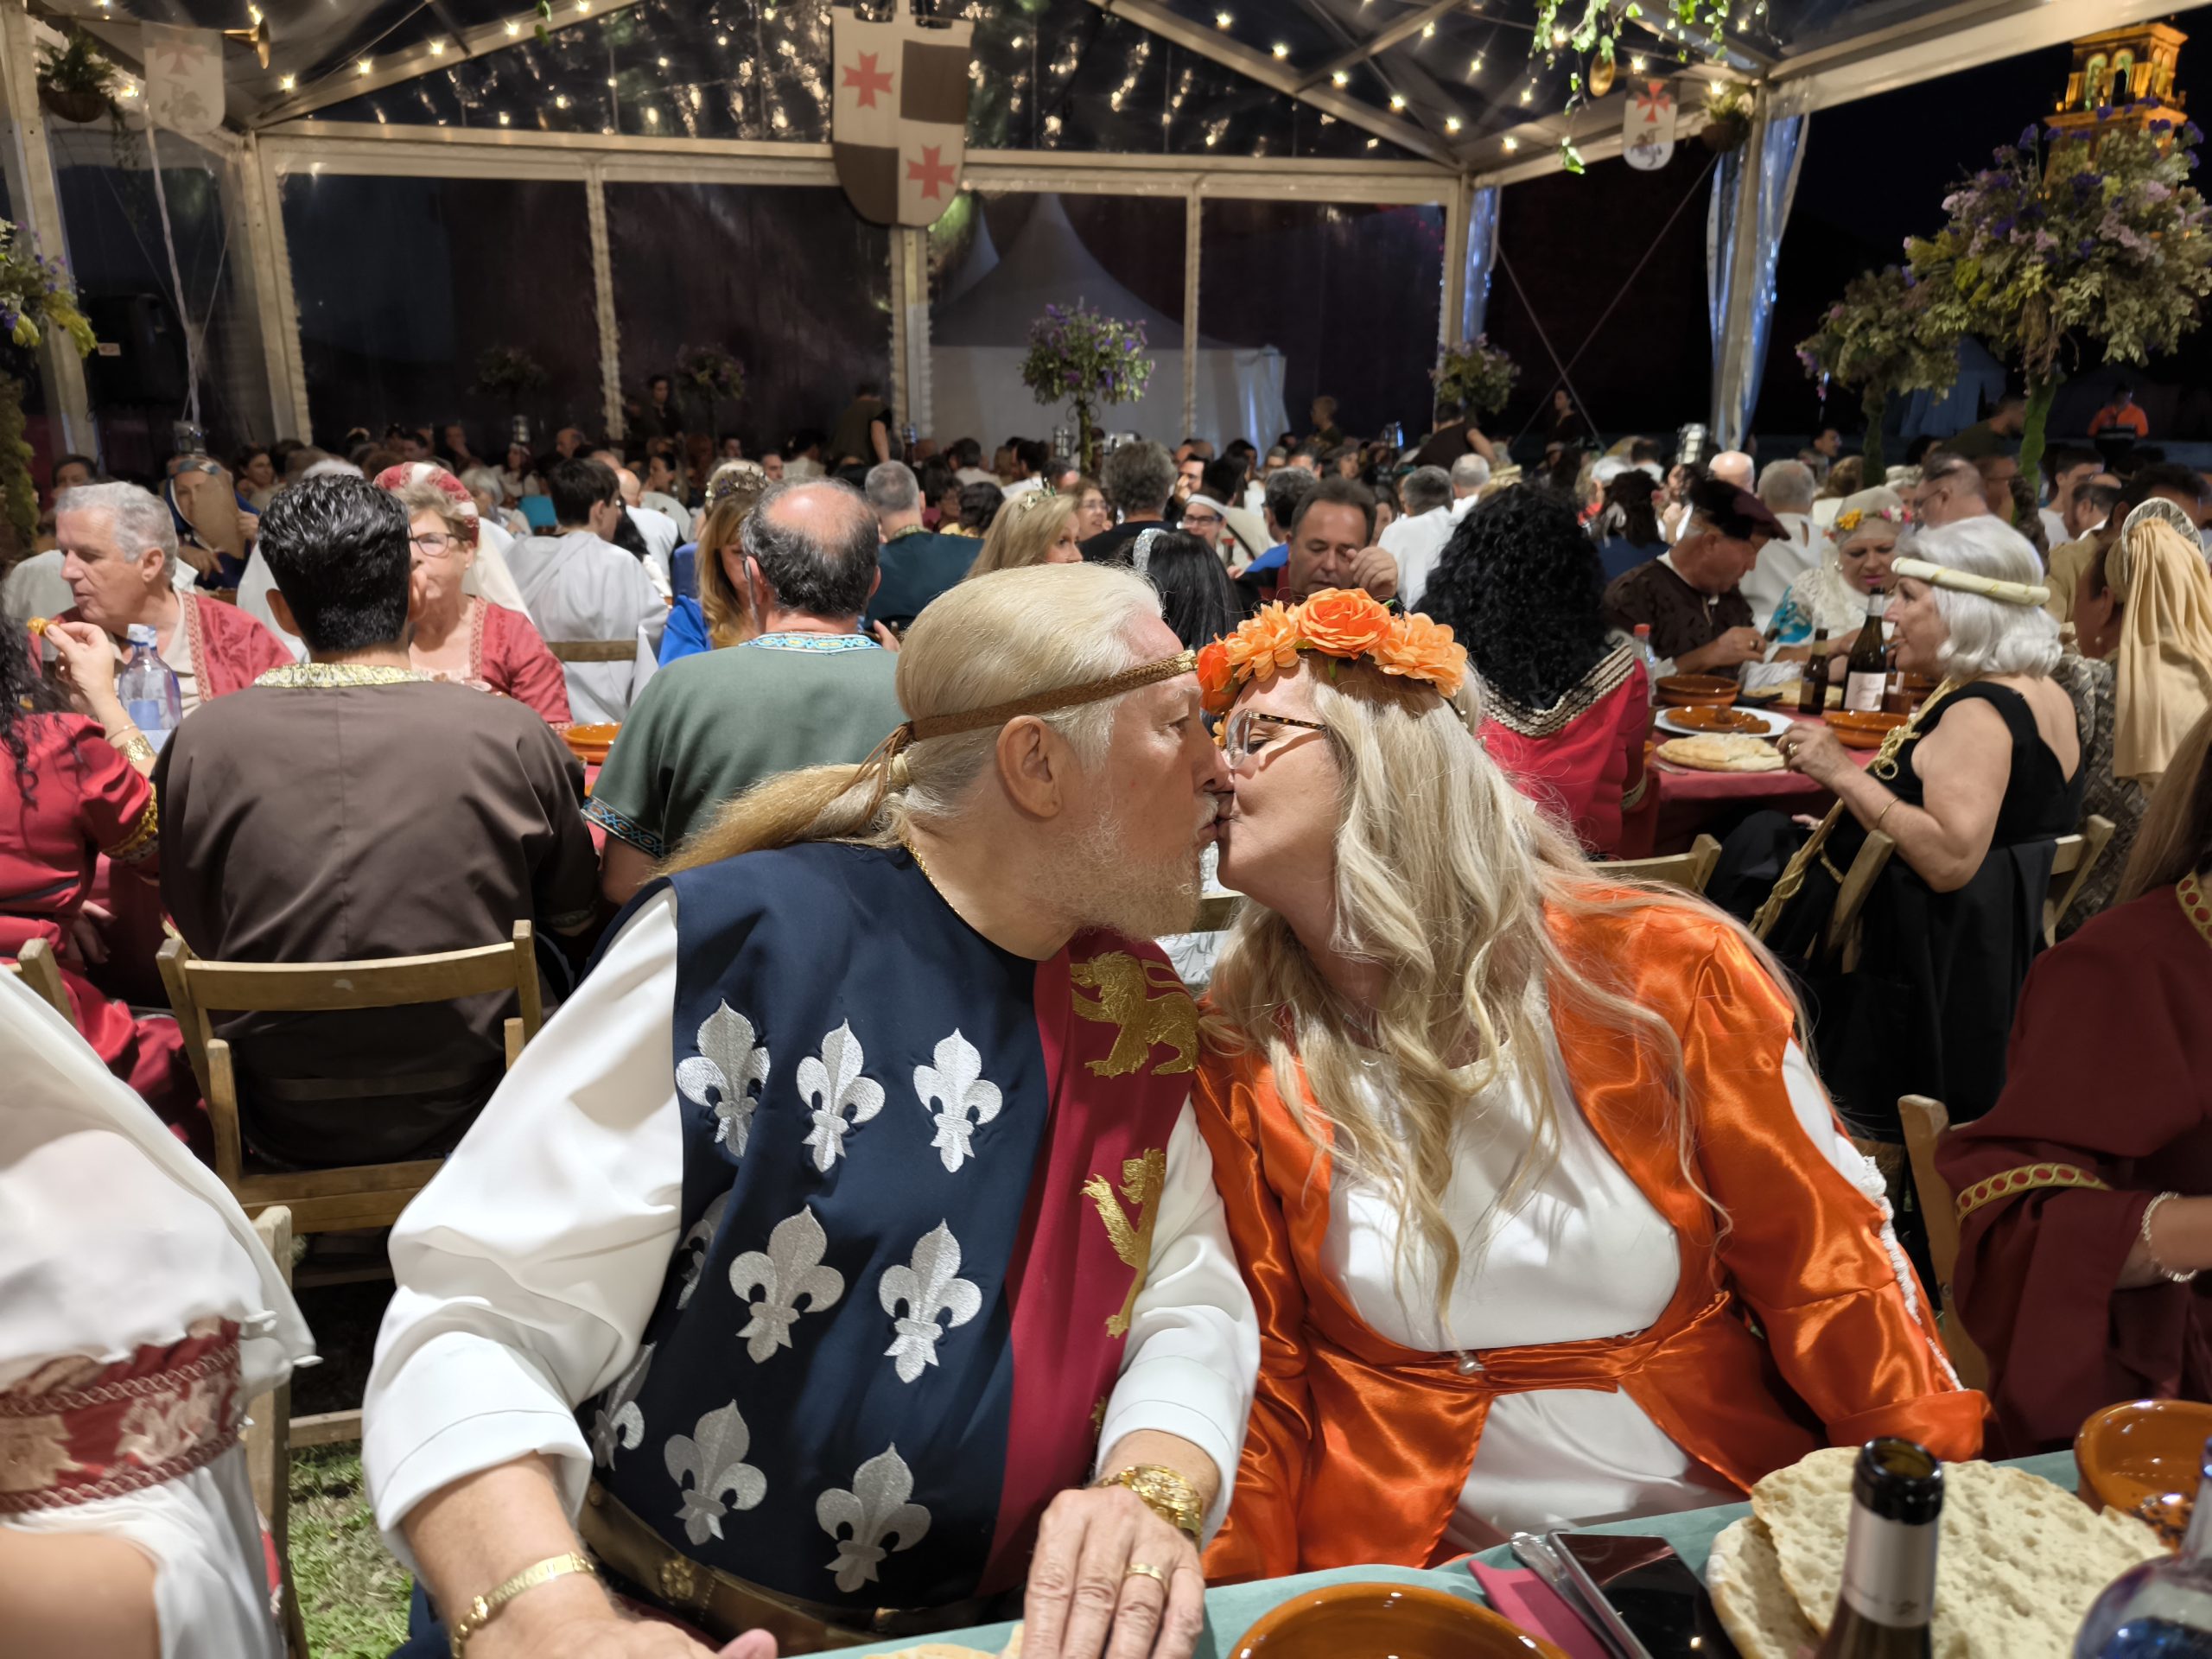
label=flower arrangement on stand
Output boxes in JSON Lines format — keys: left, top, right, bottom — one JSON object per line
{"left": 1908, "top": 115, "right": 2212, "bottom": 491}
{"left": 1795, "top": 266, "right": 1961, "bottom": 483}
{"left": 1020, "top": 302, "right": 1153, "bottom": 475}
{"left": 0, "top": 220, "right": 94, "bottom": 551}
{"left": 1431, "top": 336, "right": 1519, "bottom": 423}
{"left": 677, "top": 344, "right": 745, "bottom": 442}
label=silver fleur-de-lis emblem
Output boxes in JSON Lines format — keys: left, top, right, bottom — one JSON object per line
{"left": 677, "top": 1004, "right": 771, "bottom": 1159}
{"left": 675, "top": 1191, "right": 731, "bottom": 1311}
{"left": 878, "top": 1221, "right": 982, "bottom": 1382}
{"left": 664, "top": 1401, "right": 766, "bottom": 1545}
{"left": 798, "top": 1022, "right": 885, "bottom": 1173}
{"left": 728, "top": 1206, "right": 845, "bottom": 1363}
{"left": 914, "top": 1030, "right": 1002, "bottom": 1173}
{"left": 817, "top": 1444, "right": 931, "bottom": 1592}
{"left": 588, "top": 1343, "right": 654, "bottom": 1467}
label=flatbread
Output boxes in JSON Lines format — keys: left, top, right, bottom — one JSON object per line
{"left": 1656, "top": 733, "right": 1786, "bottom": 773}
{"left": 1708, "top": 1516, "right": 1820, "bottom": 1659}
{"left": 1747, "top": 1452, "right": 2164, "bottom": 1659}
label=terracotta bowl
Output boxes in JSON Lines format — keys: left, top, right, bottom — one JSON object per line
{"left": 1232, "top": 1582, "right": 1567, "bottom": 1659}
{"left": 2077, "top": 1398, "right": 2212, "bottom": 1546}
{"left": 1827, "top": 709, "right": 1907, "bottom": 749}
{"left": 563, "top": 722, "right": 620, "bottom": 765}
{"left": 1668, "top": 704, "right": 1770, "bottom": 734}
{"left": 1655, "top": 674, "right": 1740, "bottom": 709}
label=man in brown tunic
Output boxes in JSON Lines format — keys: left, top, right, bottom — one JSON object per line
{"left": 1603, "top": 479, "right": 1781, "bottom": 674}
{"left": 156, "top": 475, "right": 598, "bottom": 1169}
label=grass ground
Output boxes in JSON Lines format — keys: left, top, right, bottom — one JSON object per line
{"left": 289, "top": 1442, "right": 413, "bottom": 1659}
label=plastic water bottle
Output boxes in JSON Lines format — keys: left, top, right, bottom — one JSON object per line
{"left": 1632, "top": 623, "right": 1662, "bottom": 702}
{"left": 117, "top": 623, "right": 182, "bottom": 753}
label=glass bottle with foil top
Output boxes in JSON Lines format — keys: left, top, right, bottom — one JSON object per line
{"left": 2077, "top": 1438, "right": 2212, "bottom": 1659}
{"left": 1816, "top": 1439, "right": 1942, "bottom": 1659}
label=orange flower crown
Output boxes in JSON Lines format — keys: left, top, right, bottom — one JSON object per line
{"left": 1197, "top": 588, "right": 1468, "bottom": 716}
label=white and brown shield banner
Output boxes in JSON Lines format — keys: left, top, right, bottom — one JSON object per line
{"left": 831, "top": 6, "right": 975, "bottom": 227}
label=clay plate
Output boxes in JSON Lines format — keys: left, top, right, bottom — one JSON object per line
{"left": 1232, "top": 1582, "right": 1568, "bottom": 1659}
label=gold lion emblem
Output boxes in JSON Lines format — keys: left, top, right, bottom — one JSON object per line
{"left": 1084, "top": 1148, "right": 1167, "bottom": 1337}
{"left": 1069, "top": 953, "right": 1197, "bottom": 1077}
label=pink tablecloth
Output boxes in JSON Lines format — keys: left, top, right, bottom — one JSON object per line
{"left": 1618, "top": 708, "right": 1883, "bottom": 858}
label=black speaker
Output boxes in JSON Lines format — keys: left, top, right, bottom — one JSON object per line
{"left": 83, "top": 292, "right": 188, "bottom": 406}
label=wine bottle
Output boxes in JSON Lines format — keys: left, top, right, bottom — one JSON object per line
{"left": 2075, "top": 1434, "right": 2212, "bottom": 1659}
{"left": 1798, "top": 629, "right": 1832, "bottom": 715}
{"left": 1843, "top": 600, "right": 1889, "bottom": 715}
{"left": 1815, "top": 1439, "right": 1942, "bottom": 1659}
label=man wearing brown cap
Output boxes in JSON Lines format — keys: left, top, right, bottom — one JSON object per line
{"left": 1602, "top": 478, "right": 1781, "bottom": 675}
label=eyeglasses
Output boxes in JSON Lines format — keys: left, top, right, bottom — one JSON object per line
{"left": 1222, "top": 708, "right": 1328, "bottom": 765}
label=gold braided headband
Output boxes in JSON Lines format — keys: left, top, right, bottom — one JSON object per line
{"left": 852, "top": 649, "right": 1198, "bottom": 812}
{"left": 1890, "top": 556, "right": 2049, "bottom": 607}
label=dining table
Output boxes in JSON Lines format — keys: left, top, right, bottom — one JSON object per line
{"left": 848, "top": 1452, "right": 2078, "bottom": 1659}
{"left": 1615, "top": 704, "right": 1886, "bottom": 861}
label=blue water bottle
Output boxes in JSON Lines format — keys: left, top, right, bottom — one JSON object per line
{"left": 116, "top": 622, "right": 182, "bottom": 753}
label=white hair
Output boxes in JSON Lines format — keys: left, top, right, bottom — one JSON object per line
{"left": 1903, "top": 517, "right": 2061, "bottom": 678}
{"left": 1449, "top": 453, "right": 1491, "bottom": 494}
{"left": 58, "top": 481, "right": 178, "bottom": 581}
{"left": 1758, "top": 459, "right": 1816, "bottom": 515}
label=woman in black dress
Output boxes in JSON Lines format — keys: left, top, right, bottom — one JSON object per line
{"left": 1719, "top": 517, "right": 2083, "bottom": 1141}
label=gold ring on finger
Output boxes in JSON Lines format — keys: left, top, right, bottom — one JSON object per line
{"left": 1123, "top": 1562, "right": 1168, "bottom": 1588}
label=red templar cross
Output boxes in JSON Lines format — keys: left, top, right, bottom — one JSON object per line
{"left": 907, "top": 144, "right": 957, "bottom": 200}
{"left": 842, "top": 51, "right": 893, "bottom": 108}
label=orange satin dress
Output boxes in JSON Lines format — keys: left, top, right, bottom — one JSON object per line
{"left": 1194, "top": 899, "right": 1986, "bottom": 1582}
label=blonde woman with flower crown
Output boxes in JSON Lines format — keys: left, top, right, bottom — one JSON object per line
{"left": 1190, "top": 587, "right": 1983, "bottom": 1578}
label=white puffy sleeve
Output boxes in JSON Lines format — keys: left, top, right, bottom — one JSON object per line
{"left": 363, "top": 890, "right": 683, "bottom": 1568}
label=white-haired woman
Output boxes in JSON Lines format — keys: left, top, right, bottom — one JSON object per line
{"left": 1730, "top": 517, "right": 2083, "bottom": 1138}
{"left": 1192, "top": 589, "right": 1979, "bottom": 1578}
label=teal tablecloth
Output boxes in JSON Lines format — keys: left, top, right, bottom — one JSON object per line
{"left": 850, "top": 1452, "right": 2078, "bottom": 1659}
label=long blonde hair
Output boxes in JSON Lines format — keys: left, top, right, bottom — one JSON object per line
{"left": 1207, "top": 662, "right": 1786, "bottom": 1321}
{"left": 967, "top": 490, "right": 1077, "bottom": 579}
{"left": 664, "top": 562, "right": 1162, "bottom": 872}
{"left": 694, "top": 475, "right": 770, "bottom": 649}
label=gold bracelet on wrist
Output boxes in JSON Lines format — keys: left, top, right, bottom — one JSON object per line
{"left": 110, "top": 727, "right": 157, "bottom": 771}
{"left": 1094, "top": 1464, "right": 1205, "bottom": 1543}
{"left": 448, "top": 1551, "right": 597, "bottom": 1656}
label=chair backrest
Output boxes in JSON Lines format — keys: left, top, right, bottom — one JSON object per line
{"left": 1605, "top": 834, "right": 1723, "bottom": 895}
{"left": 5, "top": 938, "right": 71, "bottom": 1021}
{"left": 2047, "top": 813, "right": 2117, "bottom": 944}
{"left": 159, "top": 922, "right": 543, "bottom": 1190}
{"left": 1897, "top": 1093, "right": 1989, "bottom": 1393}
{"left": 545, "top": 639, "right": 639, "bottom": 663}
{"left": 1823, "top": 829, "right": 1897, "bottom": 965}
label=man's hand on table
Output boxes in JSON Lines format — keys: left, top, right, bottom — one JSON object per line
{"left": 1022, "top": 1484, "right": 1205, "bottom": 1659}
{"left": 1674, "top": 628, "right": 1764, "bottom": 674}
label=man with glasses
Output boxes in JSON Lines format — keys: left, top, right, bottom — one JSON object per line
{"left": 155, "top": 475, "right": 597, "bottom": 1171}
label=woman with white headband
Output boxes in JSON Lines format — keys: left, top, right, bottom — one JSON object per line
{"left": 1715, "top": 518, "right": 2083, "bottom": 1220}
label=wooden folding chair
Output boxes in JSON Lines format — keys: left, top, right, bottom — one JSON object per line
{"left": 545, "top": 639, "right": 640, "bottom": 663}
{"left": 2045, "top": 813, "right": 2117, "bottom": 944}
{"left": 157, "top": 921, "right": 543, "bottom": 1236}
{"left": 1897, "top": 1093, "right": 1989, "bottom": 1394}
{"left": 244, "top": 1206, "right": 310, "bottom": 1659}
{"left": 1821, "top": 829, "right": 1897, "bottom": 968}
{"left": 1605, "top": 834, "right": 1724, "bottom": 895}
{"left": 4, "top": 937, "right": 71, "bottom": 1020}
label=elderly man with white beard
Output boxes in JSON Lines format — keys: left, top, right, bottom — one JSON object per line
{"left": 365, "top": 562, "right": 1257, "bottom": 1659}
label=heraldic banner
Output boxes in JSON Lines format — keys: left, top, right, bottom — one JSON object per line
{"left": 831, "top": 5, "right": 976, "bottom": 227}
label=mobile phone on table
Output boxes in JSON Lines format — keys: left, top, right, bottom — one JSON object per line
{"left": 1548, "top": 1531, "right": 1740, "bottom": 1659}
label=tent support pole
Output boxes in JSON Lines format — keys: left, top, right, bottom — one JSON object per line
{"left": 586, "top": 165, "right": 623, "bottom": 442}
{"left": 1182, "top": 192, "right": 1199, "bottom": 443}
{"left": 0, "top": 2, "right": 92, "bottom": 458}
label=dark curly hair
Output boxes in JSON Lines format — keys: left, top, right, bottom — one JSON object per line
{"left": 1421, "top": 485, "right": 1615, "bottom": 712}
